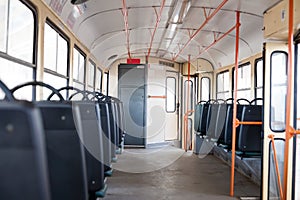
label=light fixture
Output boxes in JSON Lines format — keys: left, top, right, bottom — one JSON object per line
{"left": 71, "top": 0, "right": 89, "bottom": 5}
{"left": 170, "top": 0, "right": 192, "bottom": 24}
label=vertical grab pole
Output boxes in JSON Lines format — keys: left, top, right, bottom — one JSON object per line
{"left": 184, "top": 55, "right": 191, "bottom": 151}
{"left": 283, "top": 0, "right": 294, "bottom": 198}
{"left": 230, "top": 11, "right": 240, "bottom": 197}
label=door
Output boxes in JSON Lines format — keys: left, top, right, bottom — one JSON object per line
{"left": 118, "top": 64, "right": 146, "bottom": 146}
{"left": 262, "top": 42, "right": 290, "bottom": 200}
{"left": 165, "top": 71, "right": 179, "bottom": 140}
{"left": 293, "top": 40, "right": 300, "bottom": 200}
{"left": 181, "top": 76, "right": 196, "bottom": 150}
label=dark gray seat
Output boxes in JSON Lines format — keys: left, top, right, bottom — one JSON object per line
{"left": 0, "top": 101, "right": 51, "bottom": 200}
{"left": 237, "top": 105, "right": 262, "bottom": 154}
{"left": 75, "top": 101, "right": 107, "bottom": 199}
{"left": 37, "top": 101, "right": 88, "bottom": 200}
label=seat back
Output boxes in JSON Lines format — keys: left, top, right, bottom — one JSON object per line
{"left": 98, "top": 102, "right": 112, "bottom": 170}
{"left": 0, "top": 101, "right": 51, "bottom": 200}
{"left": 237, "top": 105, "right": 262, "bottom": 153}
{"left": 37, "top": 102, "right": 88, "bottom": 200}
{"left": 224, "top": 104, "right": 244, "bottom": 147}
{"left": 206, "top": 104, "right": 219, "bottom": 139}
{"left": 199, "top": 103, "right": 210, "bottom": 136}
{"left": 76, "top": 101, "right": 105, "bottom": 192}
{"left": 194, "top": 103, "right": 204, "bottom": 132}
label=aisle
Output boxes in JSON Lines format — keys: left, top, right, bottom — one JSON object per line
{"left": 103, "top": 146, "right": 260, "bottom": 200}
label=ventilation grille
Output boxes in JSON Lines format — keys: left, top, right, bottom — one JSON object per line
{"left": 159, "top": 60, "right": 174, "bottom": 68}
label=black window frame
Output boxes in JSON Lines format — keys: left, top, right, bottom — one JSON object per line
{"left": 269, "top": 50, "right": 288, "bottom": 133}
{"left": 73, "top": 45, "right": 86, "bottom": 90}
{"left": 0, "top": 0, "right": 38, "bottom": 100}
{"left": 216, "top": 70, "right": 230, "bottom": 99}
{"left": 43, "top": 19, "right": 70, "bottom": 88}
{"left": 231, "top": 62, "right": 252, "bottom": 99}
{"left": 254, "top": 57, "right": 264, "bottom": 100}
{"left": 200, "top": 76, "right": 210, "bottom": 101}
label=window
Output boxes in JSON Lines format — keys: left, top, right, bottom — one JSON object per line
{"left": 268, "top": 139, "right": 285, "bottom": 199}
{"left": 233, "top": 63, "right": 251, "bottom": 100}
{"left": 0, "top": 57, "right": 33, "bottom": 100}
{"left": 166, "top": 77, "right": 176, "bottom": 112}
{"left": 270, "top": 51, "right": 287, "bottom": 132}
{"left": 0, "top": 0, "right": 35, "bottom": 100}
{"left": 73, "top": 47, "right": 85, "bottom": 89}
{"left": 216, "top": 71, "right": 230, "bottom": 99}
{"left": 102, "top": 72, "right": 109, "bottom": 95}
{"left": 95, "top": 67, "right": 102, "bottom": 92}
{"left": 87, "top": 60, "right": 95, "bottom": 91}
{"left": 184, "top": 80, "right": 193, "bottom": 115}
{"left": 201, "top": 77, "right": 210, "bottom": 101}
{"left": 0, "top": 0, "right": 35, "bottom": 63}
{"left": 255, "top": 58, "right": 263, "bottom": 100}
{"left": 43, "top": 21, "right": 69, "bottom": 99}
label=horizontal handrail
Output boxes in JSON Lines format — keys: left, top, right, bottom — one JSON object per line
{"left": 234, "top": 119, "right": 262, "bottom": 128}
{"left": 147, "top": 95, "right": 166, "bottom": 99}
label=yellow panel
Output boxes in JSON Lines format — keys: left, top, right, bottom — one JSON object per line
{"left": 264, "top": 0, "right": 300, "bottom": 40}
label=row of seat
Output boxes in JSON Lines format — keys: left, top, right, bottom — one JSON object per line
{"left": 194, "top": 98, "right": 263, "bottom": 156}
{"left": 0, "top": 81, "right": 125, "bottom": 200}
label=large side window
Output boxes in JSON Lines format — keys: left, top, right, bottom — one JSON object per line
{"left": 255, "top": 58, "right": 264, "bottom": 100}
{"left": 73, "top": 47, "right": 85, "bottom": 90}
{"left": 201, "top": 77, "right": 210, "bottom": 101}
{"left": 0, "top": 0, "right": 36, "bottom": 100}
{"left": 87, "top": 60, "right": 95, "bottom": 91}
{"left": 232, "top": 63, "right": 252, "bottom": 100}
{"left": 270, "top": 51, "right": 287, "bottom": 132}
{"left": 43, "top": 21, "right": 69, "bottom": 99}
{"left": 216, "top": 71, "right": 230, "bottom": 99}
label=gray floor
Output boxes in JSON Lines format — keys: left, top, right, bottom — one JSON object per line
{"left": 103, "top": 146, "right": 260, "bottom": 200}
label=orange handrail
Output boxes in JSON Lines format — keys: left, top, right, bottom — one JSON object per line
{"left": 184, "top": 55, "right": 192, "bottom": 151}
{"left": 147, "top": 0, "right": 166, "bottom": 59}
{"left": 234, "top": 119, "right": 262, "bottom": 127}
{"left": 172, "top": 0, "right": 228, "bottom": 61}
{"left": 121, "top": 0, "right": 131, "bottom": 59}
{"left": 288, "top": 126, "right": 300, "bottom": 135}
{"left": 183, "top": 110, "right": 194, "bottom": 151}
{"left": 147, "top": 95, "right": 166, "bottom": 99}
{"left": 283, "top": 0, "right": 294, "bottom": 198}
{"left": 230, "top": 11, "right": 240, "bottom": 197}
{"left": 268, "top": 134, "right": 284, "bottom": 200}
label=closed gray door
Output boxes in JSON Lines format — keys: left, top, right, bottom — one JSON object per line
{"left": 118, "top": 65, "right": 146, "bottom": 146}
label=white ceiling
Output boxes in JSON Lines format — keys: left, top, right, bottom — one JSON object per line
{"left": 44, "top": 0, "right": 281, "bottom": 69}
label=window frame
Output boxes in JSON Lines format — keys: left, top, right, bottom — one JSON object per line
{"left": 0, "top": 0, "right": 37, "bottom": 66}
{"left": 269, "top": 50, "right": 288, "bottom": 133}
{"left": 0, "top": 0, "right": 37, "bottom": 100}
{"left": 165, "top": 76, "right": 177, "bottom": 113}
{"left": 232, "top": 62, "right": 252, "bottom": 100}
{"left": 255, "top": 57, "right": 264, "bottom": 99}
{"left": 200, "top": 77, "right": 210, "bottom": 101}
{"left": 72, "top": 45, "right": 86, "bottom": 90}
{"left": 95, "top": 67, "right": 102, "bottom": 92}
{"left": 216, "top": 70, "right": 230, "bottom": 99}
{"left": 87, "top": 59, "right": 96, "bottom": 91}
{"left": 102, "top": 71, "right": 109, "bottom": 95}
{"left": 43, "top": 19, "right": 70, "bottom": 85}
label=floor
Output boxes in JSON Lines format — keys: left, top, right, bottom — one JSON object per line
{"left": 103, "top": 146, "right": 260, "bottom": 200}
